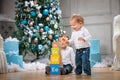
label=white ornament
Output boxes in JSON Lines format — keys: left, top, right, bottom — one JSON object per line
{"left": 49, "top": 14, "right": 52, "bottom": 18}
{"left": 54, "top": 24, "right": 58, "bottom": 29}
{"left": 36, "top": 5, "right": 41, "bottom": 10}
{"left": 38, "top": 13, "right": 42, "bottom": 18}
{"left": 29, "top": 21, "right": 34, "bottom": 26}
{"left": 39, "top": 28, "right": 44, "bottom": 32}
{"left": 51, "top": 3, "right": 54, "bottom": 7}
{"left": 50, "top": 20, "right": 55, "bottom": 24}
{"left": 42, "top": 32, "right": 47, "bottom": 39}
{"left": 30, "top": 1, "right": 34, "bottom": 7}
{"left": 52, "top": 7, "right": 56, "bottom": 11}
{"left": 46, "top": 17, "right": 50, "bottom": 21}
{"left": 39, "top": 23, "right": 44, "bottom": 27}
{"left": 48, "top": 29, "right": 54, "bottom": 34}
{"left": 34, "top": 38, "right": 38, "bottom": 43}
{"left": 28, "top": 30, "right": 33, "bottom": 36}
{"left": 33, "top": 29, "right": 37, "bottom": 32}
{"left": 57, "top": 9, "right": 62, "bottom": 15}
{"left": 25, "top": 1, "right": 29, "bottom": 7}
{"left": 63, "top": 31, "right": 66, "bottom": 34}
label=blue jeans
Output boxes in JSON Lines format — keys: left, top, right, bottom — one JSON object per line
{"left": 75, "top": 47, "right": 91, "bottom": 75}
{"left": 63, "top": 64, "right": 73, "bottom": 74}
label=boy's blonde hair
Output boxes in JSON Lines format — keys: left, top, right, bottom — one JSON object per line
{"left": 70, "top": 14, "right": 84, "bottom": 24}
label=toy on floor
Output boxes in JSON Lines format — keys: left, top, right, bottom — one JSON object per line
{"left": 4, "top": 37, "right": 23, "bottom": 68}
{"left": 90, "top": 39, "right": 101, "bottom": 67}
{"left": 50, "top": 42, "right": 61, "bottom": 74}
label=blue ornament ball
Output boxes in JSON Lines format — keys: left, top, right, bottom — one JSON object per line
{"left": 38, "top": 44, "right": 43, "bottom": 50}
{"left": 43, "top": 9, "right": 49, "bottom": 15}
{"left": 30, "top": 11, "right": 36, "bottom": 17}
{"left": 55, "top": 34, "right": 59, "bottom": 39}
{"left": 21, "top": 20, "right": 27, "bottom": 25}
{"left": 35, "top": 25, "right": 40, "bottom": 30}
{"left": 32, "top": 34, "right": 37, "bottom": 37}
{"left": 46, "top": 4, "right": 50, "bottom": 9}
{"left": 44, "top": 26, "right": 50, "bottom": 31}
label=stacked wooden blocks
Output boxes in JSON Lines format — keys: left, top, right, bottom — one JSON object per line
{"left": 90, "top": 39, "right": 101, "bottom": 67}
{"left": 50, "top": 42, "right": 61, "bottom": 75}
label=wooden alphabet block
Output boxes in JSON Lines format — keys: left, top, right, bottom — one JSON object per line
{"left": 50, "top": 64, "right": 60, "bottom": 74}
{"left": 51, "top": 48, "right": 59, "bottom": 55}
{"left": 50, "top": 55, "right": 60, "bottom": 64}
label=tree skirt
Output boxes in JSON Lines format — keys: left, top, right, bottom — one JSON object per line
{"left": 8, "top": 62, "right": 46, "bottom": 72}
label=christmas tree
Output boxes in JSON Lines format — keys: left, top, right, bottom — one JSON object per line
{"left": 13, "top": 0, "right": 65, "bottom": 60}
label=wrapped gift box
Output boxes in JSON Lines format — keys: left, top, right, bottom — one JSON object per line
{"left": 90, "top": 53, "right": 101, "bottom": 67}
{"left": 4, "top": 38, "right": 19, "bottom": 55}
{"left": 50, "top": 64, "right": 60, "bottom": 75}
{"left": 6, "top": 54, "right": 23, "bottom": 68}
{"left": 90, "top": 39, "right": 100, "bottom": 54}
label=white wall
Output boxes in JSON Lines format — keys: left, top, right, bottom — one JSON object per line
{"left": 60, "top": 0, "right": 120, "bottom": 55}
{"left": 0, "top": 0, "right": 15, "bottom": 19}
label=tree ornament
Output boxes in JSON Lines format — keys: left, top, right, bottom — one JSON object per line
{"left": 39, "top": 28, "right": 44, "bottom": 32}
{"left": 21, "top": 19, "right": 28, "bottom": 25}
{"left": 48, "top": 29, "right": 54, "bottom": 34}
{"left": 38, "top": 44, "right": 43, "bottom": 50}
{"left": 24, "top": 7, "right": 30, "bottom": 12}
{"left": 32, "top": 34, "right": 37, "bottom": 38}
{"left": 46, "top": 17, "right": 50, "bottom": 21}
{"left": 34, "top": 38, "right": 38, "bottom": 43}
{"left": 25, "top": 1, "right": 29, "bottom": 7}
{"left": 28, "top": 30, "right": 33, "bottom": 36}
{"left": 63, "top": 31, "right": 66, "bottom": 34}
{"left": 42, "top": 32, "right": 47, "bottom": 39}
{"left": 38, "top": 13, "right": 42, "bottom": 18}
{"left": 49, "top": 14, "right": 53, "bottom": 18}
{"left": 43, "top": 9, "right": 49, "bottom": 15}
{"left": 54, "top": 24, "right": 58, "bottom": 29}
{"left": 50, "top": 20, "right": 55, "bottom": 24}
{"left": 33, "top": 29, "right": 37, "bottom": 33}
{"left": 30, "top": 1, "right": 34, "bottom": 7}
{"left": 36, "top": 5, "right": 41, "bottom": 10}
{"left": 35, "top": 25, "right": 40, "bottom": 30}
{"left": 30, "top": 11, "right": 36, "bottom": 17}
{"left": 55, "top": 34, "right": 59, "bottom": 39}
{"left": 57, "top": 9, "right": 62, "bottom": 15}
{"left": 29, "top": 21, "right": 34, "bottom": 26}
{"left": 44, "top": 26, "right": 50, "bottom": 31}
{"left": 51, "top": 3, "right": 54, "bottom": 7}
{"left": 48, "top": 35, "right": 53, "bottom": 39}
{"left": 39, "top": 23, "right": 44, "bottom": 27}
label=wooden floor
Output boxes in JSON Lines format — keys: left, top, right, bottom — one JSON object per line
{"left": 0, "top": 68, "right": 120, "bottom": 80}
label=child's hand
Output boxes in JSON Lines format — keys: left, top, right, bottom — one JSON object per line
{"left": 78, "top": 37, "right": 85, "bottom": 42}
